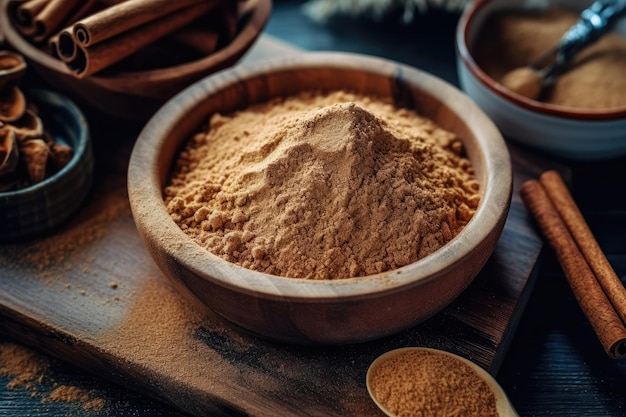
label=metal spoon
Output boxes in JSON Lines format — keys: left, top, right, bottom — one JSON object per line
{"left": 366, "top": 347, "right": 519, "bottom": 417}
{"left": 500, "top": 0, "right": 626, "bottom": 100}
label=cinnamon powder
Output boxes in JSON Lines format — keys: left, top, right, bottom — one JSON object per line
{"left": 94, "top": 274, "right": 376, "bottom": 415}
{"left": 0, "top": 342, "right": 106, "bottom": 412}
{"left": 164, "top": 91, "right": 479, "bottom": 280}
{"left": 0, "top": 342, "right": 47, "bottom": 390}
{"left": 45, "top": 384, "right": 106, "bottom": 411}
{"left": 474, "top": 8, "right": 626, "bottom": 109}
{"left": 368, "top": 349, "right": 498, "bottom": 417}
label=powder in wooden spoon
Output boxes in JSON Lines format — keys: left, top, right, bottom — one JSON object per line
{"left": 368, "top": 349, "right": 498, "bottom": 417}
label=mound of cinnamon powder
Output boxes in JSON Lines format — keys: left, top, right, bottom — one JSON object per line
{"left": 164, "top": 91, "right": 479, "bottom": 280}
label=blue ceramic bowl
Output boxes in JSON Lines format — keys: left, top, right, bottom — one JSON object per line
{"left": 0, "top": 88, "right": 93, "bottom": 240}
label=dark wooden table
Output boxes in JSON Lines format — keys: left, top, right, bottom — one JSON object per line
{"left": 2, "top": 1, "right": 626, "bottom": 416}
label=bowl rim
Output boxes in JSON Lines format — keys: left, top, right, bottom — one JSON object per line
{"left": 0, "top": 87, "right": 90, "bottom": 198}
{"left": 128, "top": 51, "right": 512, "bottom": 301}
{"left": 456, "top": 0, "right": 626, "bottom": 121}
{"left": 0, "top": 0, "right": 272, "bottom": 83}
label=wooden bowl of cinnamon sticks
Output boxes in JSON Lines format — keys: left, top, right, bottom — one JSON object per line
{"left": 128, "top": 52, "right": 513, "bottom": 344}
{"left": 0, "top": 0, "right": 271, "bottom": 121}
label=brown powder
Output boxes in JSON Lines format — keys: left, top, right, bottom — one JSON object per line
{"left": 96, "top": 276, "right": 206, "bottom": 364}
{"left": 24, "top": 186, "right": 129, "bottom": 269}
{"left": 368, "top": 349, "right": 498, "bottom": 417}
{"left": 474, "top": 8, "right": 626, "bottom": 109}
{"left": 94, "top": 276, "right": 245, "bottom": 412}
{"left": 95, "top": 273, "right": 377, "bottom": 415}
{"left": 45, "top": 384, "right": 106, "bottom": 411}
{"left": 0, "top": 342, "right": 48, "bottom": 390}
{"left": 0, "top": 342, "right": 105, "bottom": 412}
{"left": 164, "top": 91, "right": 479, "bottom": 280}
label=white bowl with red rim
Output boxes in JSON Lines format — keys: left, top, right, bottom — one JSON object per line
{"left": 456, "top": 0, "right": 626, "bottom": 161}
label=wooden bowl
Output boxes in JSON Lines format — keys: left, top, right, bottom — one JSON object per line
{"left": 0, "top": 0, "right": 272, "bottom": 121}
{"left": 0, "top": 88, "right": 93, "bottom": 241}
{"left": 127, "top": 52, "right": 512, "bottom": 344}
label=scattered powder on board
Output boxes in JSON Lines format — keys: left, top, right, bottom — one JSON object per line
{"left": 45, "top": 384, "right": 106, "bottom": 411}
{"left": 95, "top": 276, "right": 206, "bottom": 365}
{"left": 0, "top": 342, "right": 47, "bottom": 390}
{"left": 164, "top": 91, "right": 480, "bottom": 280}
{"left": 0, "top": 342, "right": 105, "bottom": 412}
{"left": 21, "top": 179, "right": 130, "bottom": 270}
{"left": 94, "top": 275, "right": 377, "bottom": 415}
{"left": 94, "top": 276, "right": 254, "bottom": 414}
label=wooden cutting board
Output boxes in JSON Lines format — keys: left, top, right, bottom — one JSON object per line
{"left": 0, "top": 36, "right": 555, "bottom": 417}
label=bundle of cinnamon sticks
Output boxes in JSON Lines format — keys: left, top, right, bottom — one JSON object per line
{"left": 8, "top": 0, "right": 240, "bottom": 78}
{"left": 521, "top": 170, "right": 626, "bottom": 359}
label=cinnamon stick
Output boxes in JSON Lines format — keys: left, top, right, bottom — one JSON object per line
{"left": 72, "top": 0, "right": 213, "bottom": 47}
{"left": 7, "top": 0, "right": 49, "bottom": 36}
{"left": 49, "top": 0, "right": 101, "bottom": 59}
{"left": 53, "top": 29, "right": 77, "bottom": 61}
{"left": 540, "top": 170, "right": 626, "bottom": 326}
{"left": 520, "top": 176, "right": 626, "bottom": 359}
{"left": 165, "top": 0, "right": 240, "bottom": 57}
{"left": 31, "top": 0, "right": 83, "bottom": 43}
{"left": 66, "top": 1, "right": 218, "bottom": 78}
{"left": 238, "top": 0, "right": 258, "bottom": 16}
{"left": 167, "top": 28, "right": 220, "bottom": 56}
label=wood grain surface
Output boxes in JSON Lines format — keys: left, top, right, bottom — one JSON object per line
{"left": 0, "top": 36, "right": 555, "bottom": 417}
